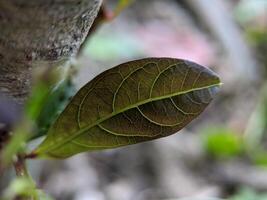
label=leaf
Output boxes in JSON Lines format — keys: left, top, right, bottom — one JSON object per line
{"left": 202, "top": 127, "right": 243, "bottom": 159}
{"left": 3, "top": 177, "right": 40, "bottom": 200}
{"left": 113, "top": 0, "right": 134, "bottom": 18}
{"left": 34, "top": 58, "right": 221, "bottom": 158}
{"left": 32, "top": 79, "right": 75, "bottom": 140}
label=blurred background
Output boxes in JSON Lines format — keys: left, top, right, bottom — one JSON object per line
{"left": 2, "top": 0, "right": 267, "bottom": 199}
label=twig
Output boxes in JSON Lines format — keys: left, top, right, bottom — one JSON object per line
{"left": 24, "top": 152, "right": 38, "bottom": 160}
{"left": 13, "top": 154, "right": 29, "bottom": 177}
{"left": 13, "top": 154, "right": 38, "bottom": 200}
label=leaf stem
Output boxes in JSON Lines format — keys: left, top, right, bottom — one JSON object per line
{"left": 13, "top": 154, "right": 30, "bottom": 177}
{"left": 24, "top": 152, "right": 38, "bottom": 160}
{"left": 13, "top": 154, "right": 39, "bottom": 200}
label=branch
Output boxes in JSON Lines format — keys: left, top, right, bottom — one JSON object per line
{"left": 13, "top": 154, "right": 29, "bottom": 178}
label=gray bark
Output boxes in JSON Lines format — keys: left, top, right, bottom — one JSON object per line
{"left": 0, "top": 0, "right": 102, "bottom": 103}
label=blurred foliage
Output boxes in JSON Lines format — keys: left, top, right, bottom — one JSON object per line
{"left": 1, "top": 69, "right": 56, "bottom": 164}
{"left": 229, "top": 188, "right": 267, "bottom": 200}
{"left": 244, "top": 88, "right": 267, "bottom": 151}
{"left": 247, "top": 30, "right": 267, "bottom": 46}
{"left": 202, "top": 82, "right": 267, "bottom": 167}
{"left": 36, "top": 191, "right": 54, "bottom": 200}
{"left": 1, "top": 121, "right": 32, "bottom": 165}
{"left": 247, "top": 29, "right": 267, "bottom": 74}
{"left": 252, "top": 150, "right": 267, "bottom": 167}
{"left": 111, "top": 0, "right": 135, "bottom": 19}
{"left": 203, "top": 0, "right": 267, "bottom": 164}
{"left": 26, "top": 81, "right": 51, "bottom": 121}
{"left": 0, "top": 66, "right": 70, "bottom": 200}
{"left": 202, "top": 127, "right": 243, "bottom": 159}
{"left": 1, "top": 177, "right": 53, "bottom": 200}
{"left": 0, "top": 66, "right": 73, "bottom": 190}
{"left": 235, "top": 0, "right": 267, "bottom": 25}
{"left": 235, "top": 0, "right": 267, "bottom": 74}
{"left": 25, "top": 66, "right": 75, "bottom": 140}
{"left": 244, "top": 84, "right": 267, "bottom": 167}
{"left": 33, "top": 79, "right": 75, "bottom": 139}
{"left": 238, "top": 0, "right": 267, "bottom": 168}
{"left": 2, "top": 177, "right": 38, "bottom": 199}
{"left": 82, "top": 32, "right": 142, "bottom": 60}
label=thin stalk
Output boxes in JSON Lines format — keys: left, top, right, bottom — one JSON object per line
{"left": 13, "top": 154, "right": 30, "bottom": 177}
{"left": 13, "top": 154, "right": 39, "bottom": 200}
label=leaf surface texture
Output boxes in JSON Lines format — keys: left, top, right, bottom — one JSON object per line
{"left": 35, "top": 58, "right": 221, "bottom": 158}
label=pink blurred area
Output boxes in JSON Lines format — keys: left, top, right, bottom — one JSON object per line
{"left": 136, "top": 22, "right": 215, "bottom": 66}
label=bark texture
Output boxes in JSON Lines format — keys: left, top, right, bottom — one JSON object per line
{"left": 0, "top": 0, "right": 102, "bottom": 103}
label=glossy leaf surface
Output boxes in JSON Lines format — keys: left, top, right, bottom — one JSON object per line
{"left": 34, "top": 58, "right": 221, "bottom": 158}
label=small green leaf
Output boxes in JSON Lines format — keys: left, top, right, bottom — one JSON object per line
{"left": 34, "top": 58, "right": 221, "bottom": 158}
{"left": 4, "top": 177, "right": 38, "bottom": 199}
{"left": 230, "top": 188, "right": 267, "bottom": 200}
{"left": 202, "top": 127, "right": 243, "bottom": 159}
{"left": 33, "top": 79, "right": 75, "bottom": 139}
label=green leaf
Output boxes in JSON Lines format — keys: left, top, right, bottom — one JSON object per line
{"left": 4, "top": 177, "right": 38, "bottom": 200}
{"left": 32, "top": 79, "right": 75, "bottom": 140}
{"left": 34, "top": 58, "right": 221, "bottom": 158}
{"left": 202, "top": 127, "right": 243, "bottom": 159}
{"left": 230, "top": 188, "right": 267, "bottom": 200}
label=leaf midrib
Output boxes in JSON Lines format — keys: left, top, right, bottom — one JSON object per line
{"left": 36, "top": 83, "right": 220, "bottom": 154}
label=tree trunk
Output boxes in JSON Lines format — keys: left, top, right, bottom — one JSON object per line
{"left": 0, "top": 0, "right": 102, "bottom": 103}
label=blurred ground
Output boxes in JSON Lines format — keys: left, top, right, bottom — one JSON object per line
{"left": 4, "top": 0, "right": 267, "bottom": 199}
